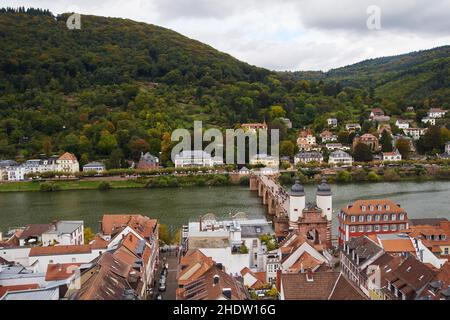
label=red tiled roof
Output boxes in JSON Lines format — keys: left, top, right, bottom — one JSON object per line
{"left": 0, "top": 284, "right": 40, "bottom": 299}
{"left": 101, "top": 214, "right": 157, "bottom": 238}
{"left": 29, "top": 245, "right": 92, "bottom": 256}
{"left": 281, "top": 272, "right": 365, "bottom": 300}
{"left": 342, "top": 199, "right": 405, "bottom": 215}
{"left": 45, "top": 263, "right": 81, "bottom": 281}
{"left": 58, "top": 152, "right": 77, "bottom": 161}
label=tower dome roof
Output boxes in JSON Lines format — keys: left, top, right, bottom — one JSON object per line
{"left": 290, "top": 180, "right": 305, "bottom": 196}
{"left": 317, "top": 178, "right": 332, "bottom": 196}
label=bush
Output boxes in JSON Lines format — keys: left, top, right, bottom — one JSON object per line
{"left": 367, "top": 171, "right": 381, "bottom": 182}
{"left": 336, "top": 170, "right": 352, "bottom": 183}
{"left": 383, "top": 169, "right": 401, "bottom": 181}
{"left": 39, "top": 182, "right": 61, "bottom": 192}
{"left": 239, "top": 176, "right": 250, "bottom": 186}
{"left": 239, "top": 244, "right": 249, "bottom": 254}
{"left": 98, "top": 181, "right": 111, "bottom": 190}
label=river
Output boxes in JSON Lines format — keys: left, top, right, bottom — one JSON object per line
{"left": 0, "top": 181, "right": 449, "bottom": 234}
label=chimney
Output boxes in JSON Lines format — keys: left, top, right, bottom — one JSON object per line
{"left": 216, "top": 263, "right": 223, "bottom": 271}
{"left": 306, "top": 270, "right": 314, "bottom": 282}
{"left": 213, "top": 275, "right": 220, "bottom": 285}
{"left": 222, "top": 288, "right": 232, "bottom": 300}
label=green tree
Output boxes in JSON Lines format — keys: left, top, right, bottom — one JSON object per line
{"left": 280, "top": 140, "right": 295, "bottom": 158}
{"left": 380, "top": 130, "right": 393, "bottom": 152}
{"left": 336, "top": 170, "right": 352, "bottom": 183}
{"left": 353, "top": 143, "right": 373, "bottom": 162}
{"left": 84, "top": 227, "right": 95, "bottom": 244}
{"left": 395, "top": 138, "right": 411, "bottom": 160}
{"left": 159, "top": 223, "right": 171, "bottom": 244}
{"left": 97, "top": 130, "right": 118, "bottom": 155}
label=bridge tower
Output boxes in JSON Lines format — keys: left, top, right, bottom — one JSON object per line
{"left": 289, "top": 180, "right": 305, "bottom": 228}
{"left": 316, "top": 178, "right": 332, "bottom": 221}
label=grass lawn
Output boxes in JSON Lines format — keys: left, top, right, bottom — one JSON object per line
{"left": 0, "top": 179, "right": 146, "bottom": 192}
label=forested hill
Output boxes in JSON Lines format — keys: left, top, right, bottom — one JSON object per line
{"left": 0, "top": 9, "right": 269, "bottom": 92}
{"left": 289, "top": 46, "right": 450, "bottom": 104}
{"left": 0, "top": 9, "right": 448, "bottom": 166}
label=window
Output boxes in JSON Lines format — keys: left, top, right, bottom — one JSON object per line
{"left": 351, "top": 216, "right": 356, "bottom": 222}
{"left": 445, "top": 248, "right": 449, "bottom": 255}
{"left": 383, "top": 225, "right": 389, "bottom": 231}
{"left": 366, "top": 225, "right": 373, "bottom": 232}
{"left": 359, "top": 226, "right": 364, "bottom": 232}
{"left": 385, "top": 205, "right": 390, "bottom": 210}
{"left": 399, "top": 214, "right": 405, "bottom": 220}
{"left": 383, "top": 214, "right": 389, "bottom": 221}
{"left": 391, "top": 214, "right": 397, "bottom": 221}
{"left": 370, "top": 206, "right": 374, "bottom": 211}
{"left": 390, "top": 225, "right": 397, "bottom": 231}
{"left": 375, "top": 215, "right": 380, "bottom": 221}
{"left": 350, "top": 226, "right": 356, "bottom": 232}
{"left": 399, "top": 224, "right": 405, "bottom": 230}
{"left": 377, "top": 205, "right": 382, "bottom": 211}
{"left": 367, "top": 215, "right": 372, "bottom": 222}
{"left": 374, "top": 225, "right": 380, "bottom": 232}
{"left": 361, "top": 205, "right": 366, "bottom": 212}
{"left": 359, "top": 215, "right": 364, "bottom": 222}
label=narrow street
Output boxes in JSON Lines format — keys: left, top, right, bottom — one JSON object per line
{"left": 153, "top": 249, "right": 179, "bottom": 300}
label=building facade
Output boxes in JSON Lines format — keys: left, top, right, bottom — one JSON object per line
{"left": 338, "top": 199, "right": 409, "bottom": 245}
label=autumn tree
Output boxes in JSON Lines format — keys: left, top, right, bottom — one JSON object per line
{"left": 395, "top": 138, "right": 411, "bottom": 159}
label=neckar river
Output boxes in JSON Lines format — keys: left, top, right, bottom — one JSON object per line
{"left": 0, "top": 181, "right": 449, "bottom": 234}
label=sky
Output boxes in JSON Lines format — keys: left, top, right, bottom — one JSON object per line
{"left": 4, "top": 0, "right": 450, "bottom": 71}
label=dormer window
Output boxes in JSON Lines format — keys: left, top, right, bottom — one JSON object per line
{"left": 361, "top": 206, "right": 366, "bottom": 211}
{"left": 370, "top": 206, "right": 374, "bottom": 211}
{"left": 385, "top": 205, "right": 390, "bottom": 210}
{"left": 377, "top": 205, "right": 382, "bottom": 211}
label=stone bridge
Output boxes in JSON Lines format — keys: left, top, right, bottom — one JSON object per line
{"left": 249, "top": 174, "right": 291, "bottom": 236}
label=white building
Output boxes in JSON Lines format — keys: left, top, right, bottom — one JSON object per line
{"left": 421, "top": 117, "right": 436, "bottom": 126}
{"left": 427, "top": 108, "right": 447, "bottom": 119}
{"left": 328, "top": 150, "right": 353, "bottom": 166}
{"left": 327, "top": 118, "right": 338, "bottom": 128}
{"left": 345, "top": 123, "right": 361, "bottom": 131}
{"left": 403, "top": 128, "right": 427, "bottom": 140}
{"left": 41, "top": 221, "right": 84, "bottom": 246}
{"left": 294, "top": 151, "right": 323, "bottom": 165}
{"left": 184, "top": 213, "right": 274, "bottom": 274}
{"left": 82, "top": 162, "right": 105, "bottom": 173}
{"left": 4, "top": 152, "right": 79, "bottom": 181}
{"left": 395, "top": 120, "right": 410, "bottom": 129}
{"left": 174, "top": 150, "right": 213, "bottom": 168}
{"left": 325, "top": 143, "right": 350, "bottom": 151}
{"left": 250, "top": 154, "right": 279, "bottom": 168}
{"left": 383, "top": 150, "right": 402, "bottom": 162}
{"left": 28, "top": 245, "right": 103, "bottom": 273}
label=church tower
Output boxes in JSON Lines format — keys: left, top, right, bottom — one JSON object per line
{"left": 316, "top": 178, "right": 332, "bottom": 221}
{"left": 289, "top": 180, "right": 306, "bottom": 228}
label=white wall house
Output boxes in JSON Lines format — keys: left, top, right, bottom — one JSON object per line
{"left": 28, "top": 246, "right": 104, "bottom": 273}
{"left": 82, "top": 162, "right": 105, "bottom": 173}
{"left": 403, "top": 128, "right": 427, "bottom": 140}
{"left": 41, "top": 221, "right": 84, "bottom": 246}
{"left": 174, "top": 150, "right": 213, "bottom": 168}
{"left": 421, "top": 117, "right": 436, "bottom": 126}
{"left": 395, "top": 120, "right": 410, "bottom": 129}
{"left": 383, "top": 150, "right": 402, "bottom": 162}
{"left": 427, "top": 108, "right": 447, "bottom": 119}
{"left": 328, "top": 150, "right": 353, "bottom": 166}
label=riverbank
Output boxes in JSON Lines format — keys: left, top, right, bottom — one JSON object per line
{"left": 0, "top": 174, "right": 245, "bottom": 193}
